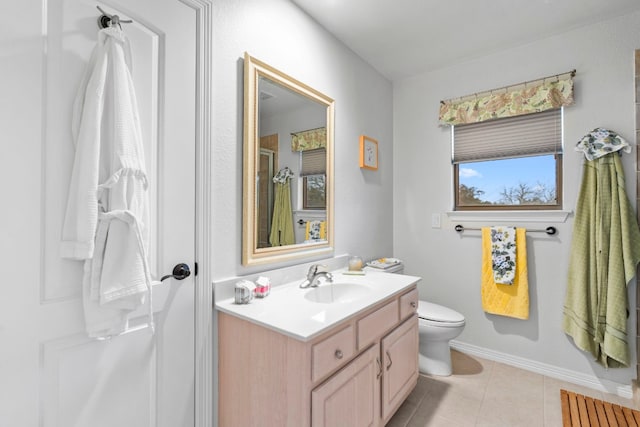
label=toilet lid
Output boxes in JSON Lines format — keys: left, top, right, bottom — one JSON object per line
{"left": 418, "top": 300, "right": 465, "bottom": 323}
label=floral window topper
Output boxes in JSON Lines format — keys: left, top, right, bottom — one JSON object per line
{"left": 491, "top": 226, "right": 517, "bottom": 285}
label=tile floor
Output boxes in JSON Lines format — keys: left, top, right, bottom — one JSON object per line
{"left": 386, "top": 350, "right": 640, "bottom": 427}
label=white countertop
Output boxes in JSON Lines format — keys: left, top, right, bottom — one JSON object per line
{"left": 215, "top": 270, "right": 420, "bottom": 341}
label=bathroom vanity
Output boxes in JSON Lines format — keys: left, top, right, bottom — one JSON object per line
{"left": 216, "top": 271, "right": 420, "bottom": 426}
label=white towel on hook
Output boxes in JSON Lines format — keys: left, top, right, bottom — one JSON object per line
{"left": 60, "top": 26, "right": 154, "bottom": 338}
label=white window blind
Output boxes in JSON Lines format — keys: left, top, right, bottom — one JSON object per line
{"left": 452, "top": 108, "right": 562, "bottom": 163}
{"left": 300, "top": 148, "right": 326, "bottom": 176}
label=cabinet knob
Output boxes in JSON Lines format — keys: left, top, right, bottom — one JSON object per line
{"left": 410, "top": 301, "right": 417, "bottom": 308}
{"left": 334, "top": 349, "right": 343, "bottom": 359}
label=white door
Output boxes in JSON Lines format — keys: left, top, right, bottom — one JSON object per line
{"left": 1, "top": 1, "right": 201, "bottom": 426}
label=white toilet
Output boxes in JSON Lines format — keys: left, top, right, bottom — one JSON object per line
{"left": 417, "top": 301, "right": 465, "bottom": 376}
{"left": 365, "top": 260, "right": 466, "bottom": 376}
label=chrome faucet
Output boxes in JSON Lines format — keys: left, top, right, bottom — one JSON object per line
{"left": 300, "top": 264, "right": 333, "bottom": 288}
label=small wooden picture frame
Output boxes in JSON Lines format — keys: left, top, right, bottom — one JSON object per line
{"left": 359, "top": 135, "right": 378, "bottom": 170}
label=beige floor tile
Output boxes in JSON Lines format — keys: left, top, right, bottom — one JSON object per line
{"left": 387, "top": 376, "right": 431, "bottom": 426}
{"left": 475, "top": 392, "right": 545, "bottom": 427}
{"left": 407, "top": 413, "right": 470, "bottom": 427}
{"left": 451, "top": 349, "right": 492, "bottom": 376}
{"left": 543, "top": 409, "right": 563, "bottom": 427}
{"left": 405, "top": 376, "right": 431, "bottom": 405}
{"left": 412, "top": 383, "right": 484, "bottom": 426}
{"left": 385, "top": 403, "right": 412, "bottom": 427}
{"left": 390, "top": 350, "right": 636, "bottom": 427}
{"left": 416, "top": 376, "right": 450, "bottom": 399}
{"left": 475, "top": 415, "right": 543, "bottom": 427}
{"left": 483, "top": 363, "right": 544, "bottom": 404}
{"left": 437, "top": 378, "right": 488, "bottom": 406}
{"left": 475, "top": 362, "right": 544, "bottom": 427}
{"left": 488, "top": 362, "right": 545, "bottom": 390}
{"left": 421, "top": 350, "right": 494, "bottom": 401}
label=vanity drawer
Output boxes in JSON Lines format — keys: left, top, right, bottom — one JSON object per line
{"left": 357, "top": 300, "right": 399, "bottom": 350}
{"left": 312, "top": 325, "right": 355, "bottom": 383}
{"left": 399, "top": 287, "right": 419, "bottom": 320}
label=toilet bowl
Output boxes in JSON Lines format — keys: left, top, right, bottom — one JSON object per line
{"left": 417, "top": 300, "right": 465, "bottom": 376}
{"left": 364, "top": 260, "right": 465, "bottom": 376}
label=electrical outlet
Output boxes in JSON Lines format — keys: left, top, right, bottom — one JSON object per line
{"left": 431, "top": 213, "right": 441, "bottom": 229}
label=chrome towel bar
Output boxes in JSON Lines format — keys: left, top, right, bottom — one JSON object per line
{"left": 454, "top": 224, "right": 557, "bottom": 235}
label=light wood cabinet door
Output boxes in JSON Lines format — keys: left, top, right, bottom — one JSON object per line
{"left": 311, "top": 343, "right": 381, "bottom": 427}
{"left": 381, "top": 315, "right": 419, "bottom": 423}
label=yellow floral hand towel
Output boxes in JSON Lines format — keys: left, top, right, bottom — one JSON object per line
{"left": 481, "top": 227, "right": 529, "bottom": 319}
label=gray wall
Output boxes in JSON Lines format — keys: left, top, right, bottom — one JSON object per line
{"left": 393, "top": 11, "right": 640, "bottom": 386}
{"left": 211, "top": 0, "right": 394, "bottom": 279}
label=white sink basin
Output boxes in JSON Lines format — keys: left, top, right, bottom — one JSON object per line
{"left": 304, "top": 283, "right": 371, "bottom": 304}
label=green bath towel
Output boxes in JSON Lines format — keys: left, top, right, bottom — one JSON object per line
{"left": 269, "top": 181, "right": 295, "bottom": 247}
{"left": 563, "top": 154, "right": 640, "bottom": 367}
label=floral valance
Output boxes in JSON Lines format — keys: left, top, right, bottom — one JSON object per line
{"left": 291, "top": 127, "right": 326, "bottom": 151}
{"left": 438, "top": 75, "right": 574, "bottom": 126}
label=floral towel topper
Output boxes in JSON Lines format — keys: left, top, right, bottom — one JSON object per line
{"left": 490, "top": 226, "right": 517, "bottom": 285}
{"left": 575, "top": 128, "right": 630, "bottom": 161}
{"left": 272, "top": 166, "right": 294, "bottom": 184}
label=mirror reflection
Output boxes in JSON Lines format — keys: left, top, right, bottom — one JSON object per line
{"left": 257, "top": 76, "right": 327, "bottom": 248}
{"left": 242, "top": 53, "right": 334, "bottom": 266}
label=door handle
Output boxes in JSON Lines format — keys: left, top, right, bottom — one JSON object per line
{"left": 386, "top": 351, "right": 393, "bottom": 370}
{"left": 160, "top": 263, "right": 191, "bottom": 281}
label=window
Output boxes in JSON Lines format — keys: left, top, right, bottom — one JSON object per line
{"left": 453, "top": 108, "right": 563, "bottom": 211}
{"left": 303, "top": 175, "right": 325, "bottom": 209}
{"left": 300, "top": 148, "right": 326, "bottom": 209}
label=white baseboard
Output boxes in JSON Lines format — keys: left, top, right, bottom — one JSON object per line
{"left": 450, "top": 340, "right": 633, "bottom": 399}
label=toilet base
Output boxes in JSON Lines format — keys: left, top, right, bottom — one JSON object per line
{"left": 418, "top": 343, "right": 452, "bottom": 376}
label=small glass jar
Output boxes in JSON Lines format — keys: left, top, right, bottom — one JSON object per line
{"left": 348, "top": 256, "right": 363, "bottom": 271}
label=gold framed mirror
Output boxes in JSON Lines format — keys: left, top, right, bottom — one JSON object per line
{"left": 242, "top": 53, "right": 335, "bottom": 266}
